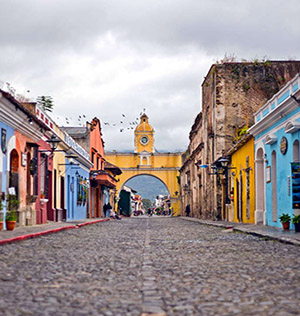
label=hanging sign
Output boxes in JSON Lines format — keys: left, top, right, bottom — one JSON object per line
{"left": 21, "top": 153, "right": 27, "bottom": 167}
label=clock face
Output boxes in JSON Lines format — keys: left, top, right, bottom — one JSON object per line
{"left": 140, "top": 136, "right": 149, "bottom": 145}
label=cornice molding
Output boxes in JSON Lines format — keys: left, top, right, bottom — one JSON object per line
{"left": 0, "top": 96, "right": 43, "bottom": 141}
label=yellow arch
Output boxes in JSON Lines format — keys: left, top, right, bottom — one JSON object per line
{"left": 105, "top": 114, "right": 182, "bottom": 215}
{"left": 105, "top": 152, "right": 182, "bottom": 216}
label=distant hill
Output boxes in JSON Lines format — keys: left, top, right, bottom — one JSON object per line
{"left": 125, "top": 175, "right": 169, "bottom": 202}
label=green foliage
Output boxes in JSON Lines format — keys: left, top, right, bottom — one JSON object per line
{"left": 6, "top": 194, "right": 19, "bottom": 211}
{"left": 5, "top": 210, "right": 17, "bottom": 221}
{"left": 263, "top": 60, "right": 271, "bottom": 67}
{"left": 292, "top": 214, "right": 300, "bottom": 224}
{"left": 243, "top": 82, "right": 250, "bottom": 91}
{"left": 234, "top": 125, "right": 248, "bottom": 142}
{"left": 142, "top": 198, "right": 152, "bottom": 209}
{"left": 279, "top": 213, "right": 291, "bottom": 223}
{"left": 37, "top": 96, "right": 54, "bottom": 112}
{"left": 252, "top": 58, "right": 259, "bottom": 66}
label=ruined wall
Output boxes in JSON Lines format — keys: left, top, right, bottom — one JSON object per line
{"left": 196, "top": 61, "right": 300, "bottom": 219}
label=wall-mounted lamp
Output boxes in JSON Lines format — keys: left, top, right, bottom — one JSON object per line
{"left": 218, "top": 156, "right": 230, "bottom": 169}
{"left": 28, "top": 117, "right": 33, "bottom": 125}
{"left": 90, "top": 171, "right": 98, "bottom": 179}
{"left": 46, "top": 135, "right": 61, "bottom": 151}
{"left": 65, "top": 154, "right": 78, "bottom": 160}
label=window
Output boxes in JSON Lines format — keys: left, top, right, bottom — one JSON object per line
{"left": 293, "top": 140, "right": 299, "bottom": 162}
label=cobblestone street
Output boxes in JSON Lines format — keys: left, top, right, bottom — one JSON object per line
{"left": 0, "top": 217, "right": 299, "bottom": 316}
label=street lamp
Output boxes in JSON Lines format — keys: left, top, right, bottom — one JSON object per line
{"left": 218, "top": 156, "right": 231, "bottom": 205}
{"left": 46, "top": 135, "right": 61, "bottom": 151}
{"left": 218, "top": 156, "right": 230, "bottom": 169}
{"left": 209, "top": 156, "right": 232, "bottom": 205}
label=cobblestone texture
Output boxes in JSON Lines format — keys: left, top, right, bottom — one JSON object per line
{"left": 0, "top": 217, "right": 299, "bottom": 316}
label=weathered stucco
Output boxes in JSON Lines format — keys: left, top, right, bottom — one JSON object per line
{"left": 181, "top": 61, "right": 300, "bottom": 220}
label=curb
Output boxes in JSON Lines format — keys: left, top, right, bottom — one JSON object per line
{"left": 76, "top": 218, "right": 110, "bottom": 227}
{"left": 0, "top": 218, "right": 110, "bottom": 246}
{"left": 178, "top": 217, "right": 300, "bottom": 247}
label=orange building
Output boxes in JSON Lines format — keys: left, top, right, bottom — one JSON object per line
{"left": 63, "top": 117, "right": 121, "bottom": 218}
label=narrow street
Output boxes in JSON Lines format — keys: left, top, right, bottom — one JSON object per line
{"left": 0, "top": 218, "right": 299, "bottom": 316}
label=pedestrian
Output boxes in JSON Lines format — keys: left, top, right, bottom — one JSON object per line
{"left": 103, "top": 203, "right": 108, "bottom": 217}
{"left": 106, "top": 202, "right": 112, "bottom": 218}
{"left": 185, "top": 204, "right": 191, "bottom": 217}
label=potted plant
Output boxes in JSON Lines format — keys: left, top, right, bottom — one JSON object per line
{"left": 279, "top": 213, "right": 291, "bottom": 230}
{"left": 77, "top": 194, "right": 83, "bottom": 205}
{"left": 5, "top": 210, "right": 17, "bottom": 230}
{"left": 5, "top": 194, "right": 19, "bottom": 231}
{"left": 292, "top": 214, "right": 300, "bottom": 233}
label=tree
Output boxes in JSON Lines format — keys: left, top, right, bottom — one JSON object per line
{"left": 37, "top": 96, "right": 54, "bottom": 112}
{"left": 142, "top": 198, "right": 152, "bottom": 209}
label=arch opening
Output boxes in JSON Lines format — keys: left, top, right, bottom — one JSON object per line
{"left": 119, "top": 174, "right": 170, "bottom": 216}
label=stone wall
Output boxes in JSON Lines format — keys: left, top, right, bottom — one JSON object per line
{"left": 182, "top": 61, "right": 300, "bottom": 220}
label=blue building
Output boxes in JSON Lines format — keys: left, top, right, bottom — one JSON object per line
{"left": 249, "top": 74, "right": 300, "bottom": 228}
{"left": 63, "top": 132, "right": 93, "bottom": 221}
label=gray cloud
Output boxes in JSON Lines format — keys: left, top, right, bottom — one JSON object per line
{"left": 0, "top": 0, "right": 299, "bottom": 152}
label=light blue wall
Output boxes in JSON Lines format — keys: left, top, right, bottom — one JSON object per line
{"left": 0, "top": 122, "right": 14, "bottom": 214}
{"left": 255, "top": 115, "right": 300, "bottom": 228}
{"left": 103, "top": 187, "right": 110, "bottom": 204}
{"left": 65, "top": 158, "right": 89, "bottom": 220}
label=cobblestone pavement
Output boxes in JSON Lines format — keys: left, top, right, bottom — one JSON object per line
{"left": 0, "top": 217, "right": 299, "bottom": 316}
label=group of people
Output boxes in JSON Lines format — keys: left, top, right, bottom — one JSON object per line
{"left": 147, "top": 207, "right": 172, "bottom": 216}
{"left": 103, "top": 203, "right": 121, "bottom": 220}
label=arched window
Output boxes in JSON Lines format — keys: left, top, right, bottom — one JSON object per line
{"left": 293, "top": 140, "right": 299, "bottom": 162}
{"left": 9, "top": 149, "right": 20, "bottom": 197}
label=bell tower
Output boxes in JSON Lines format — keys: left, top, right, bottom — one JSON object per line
{"left": 134, "top": 114, "right": 155, "bottom": 154}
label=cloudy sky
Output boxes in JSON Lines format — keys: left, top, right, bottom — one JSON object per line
{"left": 1, "top": 0, "right": 300, "bottom": 152}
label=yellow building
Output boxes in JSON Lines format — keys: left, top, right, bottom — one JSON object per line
{"left": 228, "top": 135, "right": 255, "bottom": 223}
{"left": 105, "top": 114, "right": 182, "bottom": 215}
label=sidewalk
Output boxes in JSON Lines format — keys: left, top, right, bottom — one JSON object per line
{"left": 179, "top": 217, "right": 300, "bottom": 247}
{"left": 0, "top": 218, "right": 110, "bottom": 245}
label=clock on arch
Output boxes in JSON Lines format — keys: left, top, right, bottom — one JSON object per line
{"left": 140, "top": 135, "right": 149, "bottom": 145}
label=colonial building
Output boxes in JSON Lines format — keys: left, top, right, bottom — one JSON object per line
{"left": 27, "top": 102, "right": 93, "bottom": 222}
{"left": 63, "top": 118, "right": 120, "bottom": 218}
{"left": 181, "top": 61, "right": 300, "bottom": 220}
{"left": 249, "top": 73, "right": 300, "bottom": 227}
{"left": 226, "top": 134, "right": 255, "bottom": 223}
{"left": 0, "top": 90, "right": 47, "bottom": 228}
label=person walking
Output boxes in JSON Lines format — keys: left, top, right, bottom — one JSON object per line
{"left": 106, "top": 203, "right": 112, "bottom": 218}
{"left": 185, "top": 204, "right": 191, "bottom": 217}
